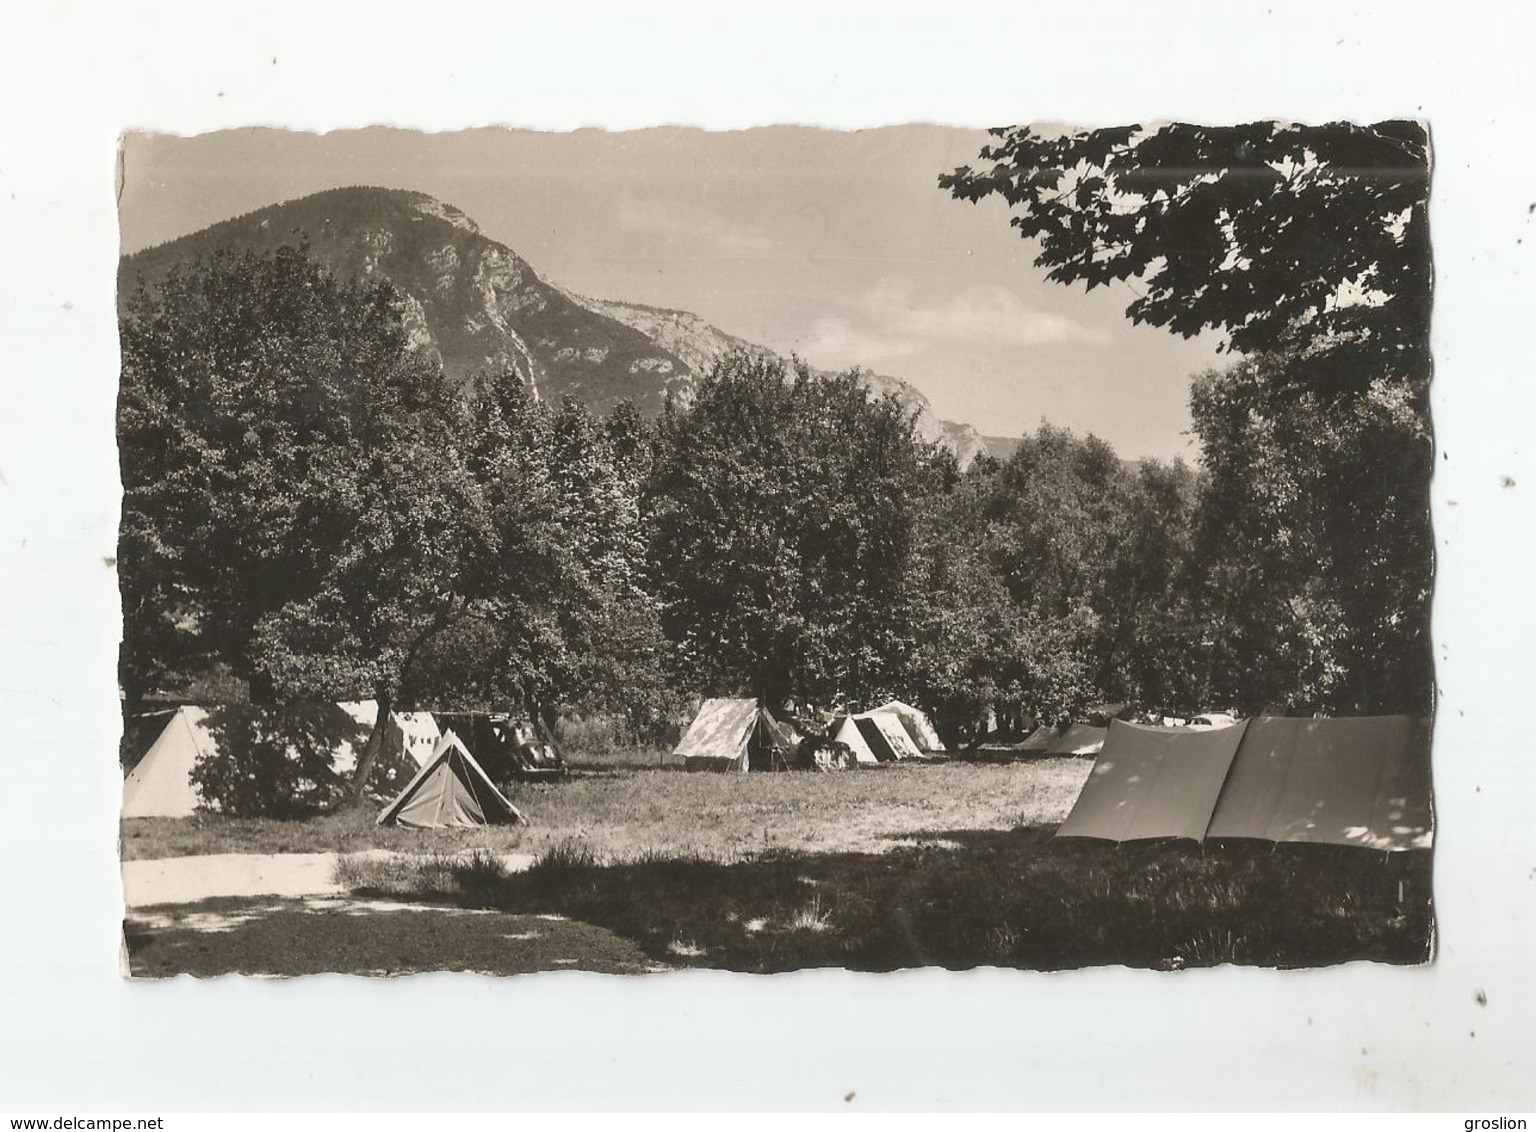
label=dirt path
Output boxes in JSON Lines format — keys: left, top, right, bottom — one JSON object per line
{"left": 121, "top": 850, "right": 535, "bottom": 907}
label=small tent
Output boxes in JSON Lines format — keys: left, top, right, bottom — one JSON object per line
{"left": 122, "top": 706, "right": 218, "bottom": 818}
{"left": 831, "top": 715, "right": 881, "bottom": 765}
{"left": 1055, "top": 720, "right": 1251, "bottom": 843}
{"left": 873, "top": 700, "right": 946, "bottom": 752}
{"left": 1046, "top": 722, "right": 1109, "bottom": 757}
{"left": 674, "top": 698, "right": 801, "bottom": 772}
{"left": 855, "top": 711, "right": 927, "bottom": 761}
{"left": 377, "top": 730, "right": 525, "bottom": 828}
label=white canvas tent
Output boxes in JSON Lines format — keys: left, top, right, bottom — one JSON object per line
{"left": 674, "top": 697, "right": 801, "bottom": 772}
{"left": 377, "top": 730, "right": 524, "bottom": 828}
{"left": 872, "top": 700, "right": 945, "bottom": 752}
{"left": 857, "top": 710, "right": 927, "bottom": 761}
{"left": 831, "top": 714, "right": 881, "bottom": 765}
{"left": 121, "top": 706, "right": 218, "bottom": 818}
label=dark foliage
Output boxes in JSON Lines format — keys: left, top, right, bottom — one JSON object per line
{"left": 941, "top": 120, "right": 1432, "bottom": 399}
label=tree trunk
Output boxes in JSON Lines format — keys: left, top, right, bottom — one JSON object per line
{"left": 349, "top": 690, "right": 394, "bottom": 805}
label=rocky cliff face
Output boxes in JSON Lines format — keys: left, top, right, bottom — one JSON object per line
{"left": 121, "top": 186, "right": 1018, "bottom": 461}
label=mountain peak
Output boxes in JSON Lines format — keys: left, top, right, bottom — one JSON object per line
{"left": 120, "top": 187, "right": 1017, "bottom": 462}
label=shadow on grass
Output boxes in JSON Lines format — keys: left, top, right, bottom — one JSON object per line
{"left": 123, "top": 894, "right": 664, "bottom": 978}
{"left": 349, "top": 825, "right": 1435, "bottom": 974}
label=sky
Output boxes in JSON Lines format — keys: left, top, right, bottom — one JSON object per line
{"left": 118, "top": 125, "right": 1228, "bottom": 461}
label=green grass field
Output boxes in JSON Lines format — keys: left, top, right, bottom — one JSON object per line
{"left": 119, "top": 747, "right": 1435, "bottom": 976}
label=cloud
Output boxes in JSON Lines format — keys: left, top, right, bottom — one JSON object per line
{"left": 616, "top": 195, "right": 775, "bottom": 255}
{"left": 798, "top": 278, "right": 1110, "bottom": 372}
{"left": 797, "top": 316, "right": 920, "bottom": 370}
{"left": 862, "top": 278, "right": 1112, "bottom": 347}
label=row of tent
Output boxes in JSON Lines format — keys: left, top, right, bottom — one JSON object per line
{"left": 1055, "top": 715, "right": 1434, "bottom": 850}
{"left": 121, "top": 702, "right": 557, "bottom": 823}
{"left": 672, "top": 698, "right": 945, "bottom": 772}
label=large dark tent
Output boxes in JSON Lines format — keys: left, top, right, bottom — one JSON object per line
{"left": 1056, "top": 715, "right": 1433, "bottom": 849}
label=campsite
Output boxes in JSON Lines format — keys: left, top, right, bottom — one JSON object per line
{"left": 120, "top": 699, "right": 1434, "bottom": 976}
{"left": 114, "top": 121, "right": 1436, "bottom": 977}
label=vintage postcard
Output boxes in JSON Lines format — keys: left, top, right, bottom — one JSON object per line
{"left": 116, "top": 122, "right": 1434, "bottom": 977}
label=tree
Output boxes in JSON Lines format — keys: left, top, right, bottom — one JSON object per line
{"left": 940, "top": 121, "right": 1432, "bottom": 398}
{"left": 645, "top": 354, "right": 952, "bottom": 707}
{"left": 119, "top": 244, "right": 473, "bottom": 804}
{"left": 404, "top": 378, "right": 676, "bottom": 736}
{"left": 914, "top": 426, "right": 1203, "bottom": 724}
{"left": 1183, "top": 353, "right": 1434, "bottom": 716}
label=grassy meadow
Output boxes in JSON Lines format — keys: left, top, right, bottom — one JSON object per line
{"left": 120, "top": 754, "right": 1091, "bottom": 863}
{"left": 121, "top": 739, "right": 1434, "bottom": 975}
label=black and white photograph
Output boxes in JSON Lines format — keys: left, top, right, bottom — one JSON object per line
{"left": 6, "top": 0, "right": 1536, "bottom": 1114}
{"left": 115, "top": 120, "right": 1436, "bottom": 978}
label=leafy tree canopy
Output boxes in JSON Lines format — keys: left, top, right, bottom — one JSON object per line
{"left": 646, "top": 354, "right": 954, "bottom": 707}
{"left": 1183, "top": 353, "right": 1433, "bottom": 716}
{"left": 940, "top": 121, "right": 1432, "bottom": 397}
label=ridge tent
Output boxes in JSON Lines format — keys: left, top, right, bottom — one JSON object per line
{"left": 830, "top": 715, "right": 881, "bottom": 765}
{"left": 1055, "top": 719, "right": 1251, "bottom": 843}
{"left": 1204, "top": 715, "right": 1433, "bottom": 850}
{"left": 1046, "top": 723, "right": 1109, "bottom": 757}
{"left": 873, "top": 700, "right": 946, "bottom": 752}
{"left": 1056, "top": 714, "right": 1433, "bottom": 850}
{"left": 855, "top": 711, "right": 927, "bottom": 761}
{"left": 377, "top": 730, "right": 525, "bottom": 828}
{"left": 674, "top": 697, "right": 801, "bottom": 772}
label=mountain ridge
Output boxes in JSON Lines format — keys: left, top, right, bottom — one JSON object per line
{"left": 119, "top": 186, "right": 1020, "bottom": 462}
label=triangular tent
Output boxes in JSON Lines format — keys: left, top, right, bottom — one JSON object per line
{"left": 855, "top": 711, "right": 927, "bottom": 761}
{"left": 122, "top": 706, "right": 218, "bottom": 818}
{"left": 872, "top": 700, "right": 946, "bottom": 752}
{"left": 1205, "top": 715, "right": 1433, "bottom": 850}
{"left": 377, "top": 730, "right": 525, "bottom": 828}
{"left": 831, "top": 715, "right": 881, "bottom": 765}
{"left": 1055, "top": 719, "right": 1251, "bottom": 843}
{"left": 1046, "top": 722, "right": 1109, "bottom": 756}
{"left": 674, "top": 698, "right": 800, "bottom": 772}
